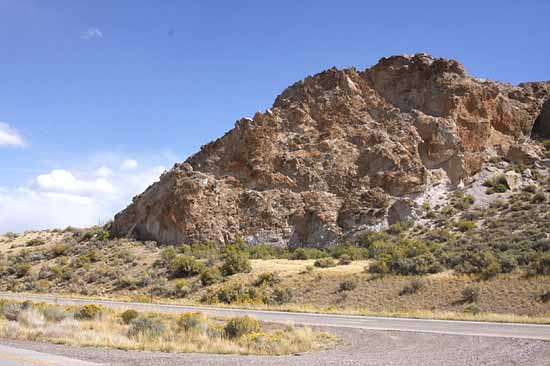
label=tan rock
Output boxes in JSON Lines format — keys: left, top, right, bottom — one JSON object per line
{"left": 112, "top": 54, "right": 549, "bottom": 247}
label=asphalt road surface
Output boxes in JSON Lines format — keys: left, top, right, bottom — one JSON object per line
{"left": 0, "top": 344, "right": 102, "bottom": 366}
{"left": 0, "top": 292, "right": 549, "bottom": 366}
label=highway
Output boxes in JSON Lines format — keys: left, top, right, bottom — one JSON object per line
{"left": 1, "top": 292, "right": 549, "bottom": 340}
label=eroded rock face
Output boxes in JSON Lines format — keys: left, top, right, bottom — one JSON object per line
{"left": 112, "top": 54, "right": 549, "bottom": 247}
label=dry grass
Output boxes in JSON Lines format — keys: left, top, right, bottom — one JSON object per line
{"left": 0, "top": 300, "right": 337, "bottom": 355}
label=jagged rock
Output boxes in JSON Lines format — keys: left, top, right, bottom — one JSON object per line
{"left": 503, "top": 171, "right": 522, "bottom": 190}
{"left": 505, "top": 143, "right": 543, "bottom": 163}
{"left": 112, "top": 54, "right": 550, "bottom": 247}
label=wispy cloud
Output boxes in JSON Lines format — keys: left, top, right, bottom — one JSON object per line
{"left": 0, "top": 122, "right": 25, "bottom": 147}
{"left": 121, "top": 159, "right": 138, "bottom": 170}
{"left": 81, "top": 27, "right": 103, "bottom": 40}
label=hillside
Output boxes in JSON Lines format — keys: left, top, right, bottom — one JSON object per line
{"left": 1, "top": 54, "right": 550, "bottom": 321}
{"left": 111, "top": 53, "right": 549, "bottom": 248}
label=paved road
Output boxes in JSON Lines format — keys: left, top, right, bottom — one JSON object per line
{"left": 0, "top": 344, "right": 102, "bottom": 366}
{"left": 1, "top": 292, "right": 549, "bottom": 340}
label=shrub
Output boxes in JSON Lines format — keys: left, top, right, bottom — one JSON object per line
{"left": 51, "top": 243, "right": 70, "bottom": 258}
{"left": 271, "top": 288, "right": 293, "bottom": 304}
{"left": 221, "top": 251, "right": 251, "bottom": 276}
{"left": 540, "top": 291, "right": 550, "bottom": 303}
{"left": 314, "top": 258, "right": 337, "bottom": 268}
{"left": 451, "top": 192, "right": 475, "bottom": 210}
{"left": 224, "top": 316, "right": 260, "bottom": 338}
{"left": 464, "top": 303, "right": 481, "bottom": 315}
{"left": 462, "top": 285, "right": 481, "bottom": 303}
{"left": 2, "top": 302, "right": 23, "bottom": 321}
{"left": 42, "top": 307, "right": 70, "bottom": 322}
{"left": 400, "top": 279, "right": 425, "bottom": 296}
{"left": 289, "top": 247, "right": 327, "bottom": 260}
{"left": 338, "top": 254, "right": 352, "bottom": 265}
{"left": 456, "top": 220, "right": 476, "bottom": 232}
{"left": 484, "top": 175, "right": 509, "bottom": 194}
{"left": 215, "top": 285, "right": 263, "bottom": 305}
{"left": 246, "top": 244, "right": 288, "bottom": 259}
{"left": 76, "top": 304, "right": 104, "bottom": 320}
{"left": 531, "top": 192, "right": 547, "bottom": 204}
{"left": 161, "top": 246, "right": 177, "bottom": 264}
{"left": 522, "top": 184, "right": 537, "bottom": 193}
{"left": 169, "top": 255, "right": 206, "bottom": 278}
{"left": 200, "top": 268, "right": 222, "bottom": 286}
{"left": 339, "top": 279, "right": 357, "bottom": 292}
{"left": 254, "top": 272, "right": 282, "bottom": 287}
{"left": 368, "top": 259, "right": 390, "bottom": 274}
{"left": 17, "top": 308, "right": 46, "bottom": 328}
{"left": 128, "top": 317, "right": 166, "bottom": 339}
{"left": 15, "top": 263, "right": 31, "bottom": 278}
{"left": 177, "top": 312, "right": 207, "bottom": 332}
{"left": 529, "top": 253, "right": 550, "bottom": 275}
{"left": 120, "top": 309, "right": 139, "bottom": 324}
{"left": 26, "top": 238, "right": 45, "bottom": 247}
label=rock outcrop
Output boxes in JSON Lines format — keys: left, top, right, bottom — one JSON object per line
{"left": 112, "top": 54, "right": 549, "bottom": 247}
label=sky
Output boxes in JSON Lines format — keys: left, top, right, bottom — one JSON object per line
{"left": 0, "top": 0, "right": 548, "bottom": 232}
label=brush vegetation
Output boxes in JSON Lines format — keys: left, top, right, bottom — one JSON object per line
{"left": 0, "top": 300, "right": 336, "bottom": 355}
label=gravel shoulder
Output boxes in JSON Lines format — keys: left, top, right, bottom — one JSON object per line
{"left": 2, "top": 327, "right": 550, "bottom": 366}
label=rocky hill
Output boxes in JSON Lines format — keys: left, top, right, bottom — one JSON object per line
{"left": 112, "top": 54, "right": 550, "bottom": 247}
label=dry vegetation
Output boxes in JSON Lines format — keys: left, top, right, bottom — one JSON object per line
{"left": 0, "top": 300, "right": 336, "bottom": 355}
{"left": 1, "top": 150, "right": 550, "bottom": 323}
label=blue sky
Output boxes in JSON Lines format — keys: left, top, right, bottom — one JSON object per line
{"left": 0, "top": 0, "right": 548, "bottom": 232}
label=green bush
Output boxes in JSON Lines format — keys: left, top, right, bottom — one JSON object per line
{"left": 314, "top": 258, "right": 337, "bottom": 268}
{"left": 76, "top": 304, "right": 104, "bottom": 320}
{"left": 221, "top": 251, "right": 251, "bottom": 276}
{"left": 290, "top": 247, "right": 328, "bottom": 260}
{"left": 456, "top": 220, "right": 476, "bottom": 232}
{"left": 200, "top": 268, "right": 222, "bottom": 286}
{"left": 177, "top": 312, "right": 207, "bottom": 332}
{"left": 215, "top": 285, "right": 263, "bottom": 304}
{"left": 120, "top": 309, "right": 139, "bottom": 324}
{"left": 169, "top": 255, "right": 206, "bottom": 278}
{"left": 224, "top": 316, "right": 260, "bottom": 338}
{"left": 339, "top": 279, "right": 357, "bottom": 292}
{"left": 462, "top": 285, "right": 481, "bottom": 303}
{"left": 128, "top": 317, "right": 166, "bottom": 339}
{"left": 368, "top": 259, "right": 390, "bottom": 274}
{"left": 484, "top": 175, "right": 509, "bottom": 194}
{"left": 254, "top": 272, "right": 281, "bottom": 287}
{"left": 246, "top": 244, "right": 288, "bottom": 259}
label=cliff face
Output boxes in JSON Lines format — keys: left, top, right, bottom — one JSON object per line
{"left": 112, "top": 54, "right": 550, "bottom": 247}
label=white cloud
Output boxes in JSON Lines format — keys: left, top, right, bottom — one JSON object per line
{"left": 0, "top": 163, "right": 166, "bottom": 233}
{"left": 81, "top": 27, "right": 103, "bottom": 40}
{"left": 34, "top": 169, "right": 114, "bottom": 195}
{"left": 121, "top": 159, "right": 138, "bottom": 170}
{"left": 95, "top": 166, "right": 113, "bottom": 177}
{"left": 0, "top": 122, "right": 25, "bottom": 147}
